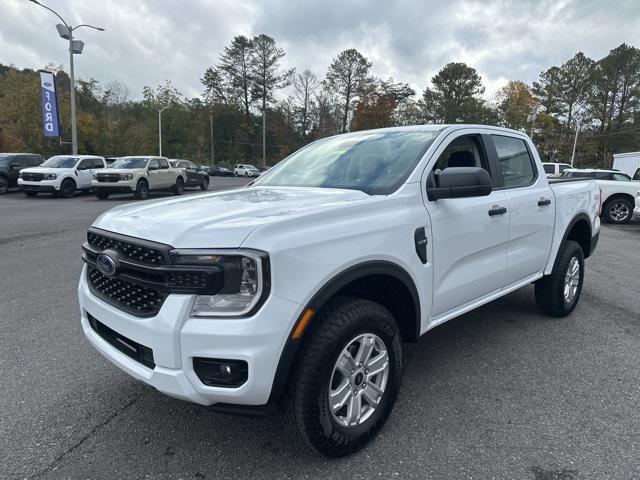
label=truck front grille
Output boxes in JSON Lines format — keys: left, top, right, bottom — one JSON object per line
{"left": 96, "top": 173, "right": 121, "bottom": 183}
{"left": 87, "top": 266, "right": 166, "bottom": 316}
{"left": 87, "top": 231, "right": 166, "bottom": 265}
{"left": 21, "top": 172, "right": 43, "bottom": 181}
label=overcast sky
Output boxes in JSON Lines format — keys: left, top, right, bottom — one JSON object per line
{"left": 3, "top": 0, "right": 639, "bottom": 101}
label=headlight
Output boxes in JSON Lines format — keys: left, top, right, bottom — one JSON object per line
{"left": 44, "top": 173, "right": 57, "bottom": 180}
{"left": 18, "top": 172, "right": 23, "bottom": 179}
{"left": 121, "top": 173, "right": 133, "bottom": 181}
{"left": 170, "top": 249, "right": 269, "bottom": 317}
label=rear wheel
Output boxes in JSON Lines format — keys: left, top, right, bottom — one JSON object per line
{"left": 173, "top": 177, "right": 185, "bottom": 195}
{"left": 603, "top": 198, "right": 633, "bottom": 224}
{"left": 96, "top": 190, "right": 110, "bottom": 200}
{"left": 0, "top": 176, "right": 8, "bottom": 194}
{"left": 200, "top": 176, "right": 209, "bottom": 191}
{"left": 134, "top": 179, "right": 149, "bottom": 200}
{"left": 59, "top": 178, "right": 76, "bottom": 198}
{"left": 283, "top": 297, "right": 402, "bottom": 457}
{"left": 535, "top": 240, "right": 584, "bottom": 317}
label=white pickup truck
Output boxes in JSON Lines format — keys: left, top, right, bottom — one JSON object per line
{"left": 79, "top": 125, "right": 600, "bottom": 456}
{"left": 562, "top": 168, "right": 640, "bottom": 224}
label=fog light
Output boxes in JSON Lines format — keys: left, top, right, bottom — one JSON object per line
{"left": 193, "top": 357, "right": 248, "bottom": 388}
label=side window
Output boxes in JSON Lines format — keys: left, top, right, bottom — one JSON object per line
{"left": 612, "top": 173, "right": 631, "bottom": 182}
{"left": 594, "top": 172, "right": 612, "bottom": 180}
{"left": 93, "top": 158, "right": 105, "bottom": 169}
{"left": 158, "top": 159, "right": 169, "bottom": 169}
{"left": 633, "top": 168, "right": 640, "bottom": 181}
{"left": 16, "top": 156, "right": 29, "bottom": 167}
{"left": 543, "top": 164, "right": 555, "bottom": 174}
{"left": 77, "top": 159, "right": 92, "bottom": 170}
{"left": 492, "top": 135, "right": 536, "bottom": 188}
{"left": 149, "top": 159, "right": 160, "bottom": 170}
{"left": 558, "top": 164, "right": 571, "bottom": 173}
{"left": 433, "top": 135, "right": 490, "bottom": 174}
{"left": 28, "top": 156, "right": 43, "bottom": 166}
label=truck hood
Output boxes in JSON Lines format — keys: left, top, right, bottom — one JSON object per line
{"left": 19, "top": 167, "right": 73, "bottom": 175}
{"left": 93, "top": 186, "right": 370, "bottom": 248}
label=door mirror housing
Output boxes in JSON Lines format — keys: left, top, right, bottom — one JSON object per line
{"left": 426, "top": 167, "right": 492, "bottom": 201}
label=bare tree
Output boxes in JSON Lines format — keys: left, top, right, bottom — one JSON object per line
{"left": 293, "top": 70, "right": 319, "bottom": 139}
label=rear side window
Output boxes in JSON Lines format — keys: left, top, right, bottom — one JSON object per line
{"left": 633, "top": 168, "right": 640, "bottom": 181}
{"left": 492, "top": 135, "right": 536, "bottom": 188}
{"left": 612, "top": 173, "right": 631, "bottom": 181}
{"left": 543, "top": 164, "right": 555, "bottom": 174}
{"left": 92, "top": 158, "right": 105, "bottom": 169}
{"left": 559, "top": 164, "right": 571, "bottom": 173}
{"left": 158, "top": 159, "right": 169, "bottom": 169}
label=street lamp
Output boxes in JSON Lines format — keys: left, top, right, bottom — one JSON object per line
{"left": 29, "top": 0, "right": 104, "bottom": 155}
{"left": 158, "top": 106, "right": 169, "bottom": 157}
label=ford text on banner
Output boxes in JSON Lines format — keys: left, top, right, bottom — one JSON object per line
{"left": 39, "top": 70, "right": 60, "bottom": 137}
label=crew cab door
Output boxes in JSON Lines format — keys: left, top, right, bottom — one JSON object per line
{"left": 488, "top": 134, "right": 554, "bottom": 284}
{"left": 424, "top": 131, "right": 509, "bottom": 320}
{"left": 75, "top": 159, "right": 94, "bottom": 188}
{"left": 147, "top": 159, "right": 163, "bottom": 188}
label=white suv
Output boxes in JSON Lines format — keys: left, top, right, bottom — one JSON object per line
{"left": 234, "top": 164, "right": 260, "bottom": 177}
{"left": 19, "top": 155, "right": 106, "bottom": 198}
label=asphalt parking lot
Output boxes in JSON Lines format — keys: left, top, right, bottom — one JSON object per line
{"left": 1, "top": 182, "right": 639, "bottom": 480}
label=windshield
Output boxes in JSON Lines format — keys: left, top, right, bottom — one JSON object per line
{"left": 110, "top": 157, "right": 149, "bottom": 169}
{"left": 253, "top": 129, "right": 442, "bottom": 194}
{"left": 0, "top": 155, "right": 13, "bottom": 166}
{"left": 41, "top": 156, "right": 79, "bottom": 168}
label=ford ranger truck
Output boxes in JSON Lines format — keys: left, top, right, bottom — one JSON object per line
{"left": 79, "top": 125, "right": 600, "bottom": 457}
{"left": 93, "top": 156, "right": 186, "bottom": 200}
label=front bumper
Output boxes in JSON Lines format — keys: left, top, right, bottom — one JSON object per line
{"left": 18, "top": 179, "right": 60, "bottom": 192}
{"left": 78, "top": 265, "right": 300, "bottom": 406}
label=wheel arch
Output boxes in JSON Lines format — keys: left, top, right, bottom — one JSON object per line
{"left": 267, "top": 260, "right": 421, "bottom": 405}
{"left": 562, "top": 213, "right": 593, "bottom": 259}
{"left": 603, "top": 192, "right": 635, "bottom": 208}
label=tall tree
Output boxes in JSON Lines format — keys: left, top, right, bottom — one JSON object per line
{"left": 326, "top": 49, "right": 372, "bottom": 132}
{"left": 421, "top": 62, "right": 489, "bottom": 123}
{"left": 219, "top": 35, "right": 254, "bottom": 120}
{"left": 292, "top": 69, "right": 319, "bottom": 140}
{"left": 496, "top": 80, "right": 537, "bottom": 130}
{"left": 249, "top": 34, "right": 294, "bottom": 114}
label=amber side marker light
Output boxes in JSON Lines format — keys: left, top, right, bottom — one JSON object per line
{"left": 291, "top": 308, "right": 314, "bottom": 340}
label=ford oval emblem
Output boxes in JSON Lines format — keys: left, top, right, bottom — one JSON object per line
{"left": 96, "top": 252, "right": 117, "bottom": 277}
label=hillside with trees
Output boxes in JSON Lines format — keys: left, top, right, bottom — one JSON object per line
{"left": 1, "top": 39, "right": 639, "bottom": 168}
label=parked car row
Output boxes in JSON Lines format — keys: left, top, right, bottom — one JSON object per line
{"left": 3, "top": 154, "right": 225, "bottom": 200}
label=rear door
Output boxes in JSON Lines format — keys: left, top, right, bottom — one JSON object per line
{"left": 424, "top": 130, "right": 510, "bottom": 319}
{"left": 488, "top": 134, "right": 554, "bottom": 284}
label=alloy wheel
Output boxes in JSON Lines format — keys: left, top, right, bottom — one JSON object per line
{"left": 563, "top": 256, "right": 580, "bottom": 304}
{"left": 328, "top": 333, "right": 390, "bottom": 428}
{"left": 609, "top": 202, "right": 630, "bottom": 222}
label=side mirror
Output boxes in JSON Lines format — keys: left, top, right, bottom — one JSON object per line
{"left": 427, "top": 167, "right": 492, "bottom": 201}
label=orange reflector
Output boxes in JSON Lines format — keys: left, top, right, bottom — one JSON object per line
{"left": 291, "top": 308, "right": 314, "bottom": 340}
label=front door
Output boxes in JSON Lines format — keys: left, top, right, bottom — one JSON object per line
{"left": 76, "top": 159, "right": 94, "bottom": 188}
{"left": 424, "top": 132, "right": 509, "bottom": 320}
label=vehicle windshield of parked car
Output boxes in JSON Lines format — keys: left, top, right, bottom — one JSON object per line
{"left": 110, "top": 158, "right": 149, "bottom": 169}
{"left": 253, "top": 129, "right": 442, "bottom": 194}
{"left": 41, "top": 156, "right": 79, "bottom": 168}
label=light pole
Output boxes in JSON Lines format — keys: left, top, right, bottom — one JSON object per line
{"left": 527, "top": 104, "right": 542, "bottom": 141}
{"left": 570, "top": 119, "right": 581, "bottom": 167}
{"left": 158, "top": 106, "right": 168, "bottom": 156}
{"left": 262, "top": 109, "right": 266, "bottom": 168}
{"left": 30, "top": 0, "right": 104, "bottom": 155}
{"left": 210, "top": 113, "right": 215, "bottom": 166}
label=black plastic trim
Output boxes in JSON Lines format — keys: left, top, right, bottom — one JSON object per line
{"left": 266, "top": 260, "right": 421, "bottom": 406}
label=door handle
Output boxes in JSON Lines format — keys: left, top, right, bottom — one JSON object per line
{"left": 488, "top": 206, "right": 507, "bottom": 216}
{"left": 538, "top": 198, "right": 552, "bottom": 206}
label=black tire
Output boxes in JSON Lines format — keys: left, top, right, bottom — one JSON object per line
{"left": 59, "top": 178, "right": 76, "bottom": 198}
{"left": 0, "top": 175, "right": 9, "bottom": 194}
{"left": 173, "top": 177, "right": 185, "bottom": 195}
{"left": 535, "top": 240, "right": 585, "bottom": 317}
{"left": 283, "top": 296, "right": 402, "bottom": 457}
{"left": 603, "top": 198, "right": 633, "bottom": 224}
{"left": 200, "top": 176, "right": 209, "bottom": 191}
{"left": 134, "top": 179, "right": 149, "bottom": 200}
{"left": 24, "top": 191, "right": 38, "bottom": 197}
{"left": 95, "top": 190, "right": 110, "bottom": 200}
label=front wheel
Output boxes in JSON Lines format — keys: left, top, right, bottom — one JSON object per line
{"left": 200, "top": 176, "right": 209, "bottom": 191}
{"left": 603, "top": 198, "right": 633, "bottom": 224}
{"left": 59, "top": 179, "right": 76, "bottom": 198}
{"left": 283, "top": 297, "right": 402, "bottom": 457}
{"left": 535, "top": 240, "right": 584, "bottom": 317}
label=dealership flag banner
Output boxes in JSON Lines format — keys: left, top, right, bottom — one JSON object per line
{"left": 39, "top": 70, "right": 60, "bottom": 137}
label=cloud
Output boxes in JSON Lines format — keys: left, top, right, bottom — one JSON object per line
{"left": 2, "top": 0, "right": 639, "bottom": 100}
